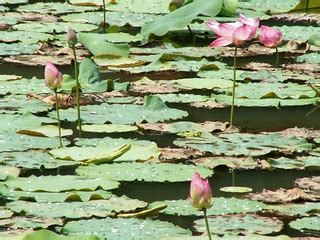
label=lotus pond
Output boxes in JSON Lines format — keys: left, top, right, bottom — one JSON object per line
{"left": 0, "top": 0, "right": 320, "bottom": 239}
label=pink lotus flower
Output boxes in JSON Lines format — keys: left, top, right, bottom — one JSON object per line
{"left": 259, "top": 25, "right": 283, "bottom": 48}
{"left": 190, "top": 172, "right": 212, "bottom": 210}
{"left": 207, "top": 15, "right": 260, "bottom": 47}
{"left": 44, "top": 62, "right": 62, "bottom": 90}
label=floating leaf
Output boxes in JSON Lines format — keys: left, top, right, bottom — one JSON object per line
{"left": 0, "top": 216, "right": 63, "bottom": 230}
{"left": 0, "top": 167, "right": 20, "bottom": 180}
{"left": 77, "top": 162, "right": 213, "bottom": 182}
{"left": 267, "top": 202, "right": 320, "bottom": 217}
{"left": 152, "top": 197, "right": 265, "bottom": 217}
{"left": 8, "top": 196, "right": 147, "bottom": 218}
{"left": 81, "top": 124, "right": 138, "bottom": 133}
{"left": 62, "top": 217, "right": 191, "bottom": 239}
{"left": 289, "top": 216, "right": 320, "bottom": 233}
{"left": 220, "top": 186, "right": 253, "bottom": 193}
{"left": 23, "top": 229, "right": 100, "bottom": 240}
{"left": 295, "top": 176, "right": 320, "bottom": 192}
{"left": 17, "top": 125, "right": 73, "bottom": 138}
{"left": 3, "top": 175, "right": 119, "bottom": 192}
{"left": 194, "top": 214, "right": 283, "bottom": 236}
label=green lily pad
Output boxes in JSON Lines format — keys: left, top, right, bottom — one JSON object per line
{"left": 77, "top": 162, "right": 213, "bottom": 182}
{"left": 14, "top": 22, "right": 97, "bottom": 33}
{"left": 220, "top": 186, "right": 253, "bottom": 193}
{"left": 0, "top": 133, "right": 69, "bottom": 152}
{"left": 171, "top": 78, "right": 232, "bottom": 90}
{"left": 174, "top": 132, "right": 313, "bottom": 157}
{"left": 0, "top": 216, "right": 63, "bottom": 230}
{"left": 191, "top": 156, "right": 257, "bottom": 170}
{"left": 3, "top": 175, "right": 119, "bottom": 192}
{"left": 0, "top": 43, "right": 37, "bottom": 56}
{"left": 0, "top": 208, "right": 13, "bottom": 219}
{"left": 297, "top": 53, "right": 320, "bottom": 64}
{"left": 78, "top": 33, "right": 129, "bottom": 57}
{"left": 0, "top": 151, "right": 77, "bottom": 170}
{"left": 153, "top": 197, "right": 266, "bottom": 217}
{"left": 289, "top": 216, "right": 320, "bottom": 233}
{"left": 23, "top": 229, "right": 99, "bottom": 240}
{"left": 157, "top": 94, "right": 209, "bottom": 103}
{"left": 17, "top": 125, "right": 73, "bottom": 138}
{"left": 194, "top": 214, "right": 283, "bottom": 236}
{"left": 62, "top": 11, "right": 157, "bottom": 28}
{"left": 7, "top": 196, "right": 147, "bottom": 218}
{"left": 0, "top": 166, "right": 20, "bottom": 180}
{"left": 48, "top": 96, "right": 188, "bottom": 124}
{"left": 267, "top": 202, "right": 320, "bottom": 217}
{"left": 267, "top": 156, "right": 320, "bottom": 171}
{"left": 0, "top": 185, "right": 112, "bottom": 203}
{"left": 17, "top": 2, "right": 96, "bottom": 15}
{"left": 62, "top": 217, "right": 191, "bottom": 240}
{"left": 279, "top": 25, "right": 320, "bottom": 41}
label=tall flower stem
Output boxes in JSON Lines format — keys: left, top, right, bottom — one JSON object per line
{"left": 275, "top": 47, "right": 279, "bottom": 67}
{"left": 306, "top": 0, "right": 310, "bottom": 13}
{"left": 72, "top": 46, "right": 82, "bottom": 137}
{"left": 230, "top": 47, "right": 238, "bottom": 126}
{"left": 54, "top": 89, "right": 62, "bottom": 147}
{"left": 102, "top": 0, "right": 106, "bottom": 33}
{"left": 203, "top": 208, "right": 212, "bottom": 240}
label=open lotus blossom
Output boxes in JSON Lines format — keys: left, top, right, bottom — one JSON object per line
{"left": 44, "top": 62, "right": 62, "bottom": 90}
{"left": 190, "top": 172, "right": 212, "bottom": 210}
{"left": 259, "top": 25, "right": 283, "bottom": 48}
{"left": 207, "top": 15, "right": 260, "bottom": 47}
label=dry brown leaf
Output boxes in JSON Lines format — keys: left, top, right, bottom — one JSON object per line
{"left": 277, "top": 127, "right": 320, "bottom": 139}
{"left": 247, "top": 188, "right": 320, "bottom": 203}
{"left": 191, "top": 156, "right": 257, "bottom": 170}
{"left": 158, "top": 147, "right": 203, "bottom": 163}
{"left": 271, "top": 13, "right": 320, "bottom": 25}
{"left": 295, "top": 176, "right": 320, "bottom": 192}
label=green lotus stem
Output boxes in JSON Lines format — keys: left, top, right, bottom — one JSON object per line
{"left": 203, "top": 208, "right": 212, "bottom": 240}
{"left": 230, "top": 47, "right": 237, "bottom": 126}
{"left": 187, "top": 25, "right": 196, "bottom": 46}
{"left": 54, "top": 89, "right": 62, "bottom": 147}
{"left": 103, "top": 0, "right": 106, "bottom": 33}
{"left": 306, "top": 0, "right": 309, "bottom": 13}
{"left": 72, "top": 46, "right": 82, "bottom": 137}
{"left": 231, "top": 169, "right": 235, "bottom": 186}
{"left": 275, "top": 47, "right": 279, "bottom": 67}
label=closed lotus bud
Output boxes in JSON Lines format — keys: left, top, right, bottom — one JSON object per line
{"left": 259, "top": 25, "right": 283, "bottom": 48}
{"left": 45, "top": 62, "right": 63, "bottom": 90}
{"left": 190, "top": 172, "right": 212, "bottom": 210}
{"left": 67, "top": 28, "right": 78, "bottom": 47}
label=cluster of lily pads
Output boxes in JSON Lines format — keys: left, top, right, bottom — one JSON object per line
{"left": 0, "top": 0, "right": 320, "bottom": 239}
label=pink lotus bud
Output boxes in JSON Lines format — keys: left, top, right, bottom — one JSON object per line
{"left": 259, "top": 25, "right": 283, "bottom": 48}
{"left": 67, "top": 28, "right": 78, "bottom": 47}
{"left": 190, "top": 172, "right": 212, "bottom": 210}
{"left": 45, "top": 62, "right": 63, "bottom": 90}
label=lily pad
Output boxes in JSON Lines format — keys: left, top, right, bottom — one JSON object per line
{"left": 152, "top": 197, "right": 266, "bottom": 217}
{"left": 81, "top": 124, "right": 138, "bottom": 133}
{"left": 77, "top": 162, "right": 213, "bottom": 182}
{"left": 289, "top": 216, "right": 320, "bottom": 233}
{"left": 23, "top": 229, "right": 99, "bottom": 240}
{"left": 267, "top": 202, "right": 320, "bottom": 216}
{"left": 194, "top": 214, "right": 283, "bottom": 236}
{"left": 220, "top": 186, "right": 253, "bottom": 193}
{"left": 0, "top": 43, "right": 37, "bottom": 56}
{"left": 14, "top": 22, "right": 97, "bottom": 33}
{"left": 0, "top": 167, "right": 20, "bottom": 180}
{"left": 0, "top": 217, "right": 63, "bottom": 230}
{"left": 7, "top": 196, "right": 147, "bottom": 218}
{"left": 3, "top": 175, "right": 119, "bottom": 192}
{"left": 62, "top": 217, "right": 191, "bottom": 240}
{"left": 17, "top": 125, "right": 73, "bottom": 138}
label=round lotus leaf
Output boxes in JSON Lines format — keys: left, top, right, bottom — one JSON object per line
{"left": 0, "top": 31, "right": 53, "bottom": 44}
{"left": 0, "top": 151, "right": 77, "bottom": 170}
{"left": 7, "top": 196, "right": 147, "bottom": 218}
{"left": 174, "top": 132, "right": 313, "bottom": 157}
{"left": 62, "top": 11, "right": 157, "bottom": 27}
{"left": 17, "top": 2, "right": 96, "bottom": 15}
{"left": 0, "top": 208, "right": 13, "bottom": 219}
{"left": 77, "top": 162, "right": 213, "bottom": 182}
{"left": 23, "top": 229, "right": 100, "bottom": 240}
{"left": 0, "top": 185, "right": 112, "bottom": 203}
{"left": 0, "top": 166, "right": 20, "bottom": 180}
{"left": 164, "top": 235, "right": 291, "bottom": 240}
{"left": 0, "top": 43, "right": 37, "bottom": 56}
{"left": 220, "top": 186, "right": 253, "bottom": 193}
{"left": 62, "top": 217, "right": 191, "bottom": 240}
{"left": 48, "top": 97, "right": 188, "bottom": 124}
{"left": 17, "top": 125, "right": 73, "bottom": 138}
{"left": 266, "top": 202, "right": 320, "bottom": 217}
{"left": 297, "top": 53, "right": 320, "bottom": 64}
{"left": 157, "top": 94, "right": 209, "bottom": 103}
{"left": 152, "top": 197, "right": 266, "bottom": 217}
{"left": 14, "top": 22, "right": 97, "bottom": 33}
{"left": 267, "top": 156, "right": 320, "bottom": 171}
{"left": 171, "top": 78, "right": 232, "bottom": 90}
{"left": 289, "top": 216, "right": 320, "bottom": 233}
{"left": 3, "top": 175, "right": 119, "bottom": 192}
{"left": 0, "top": 216, "right": 63, "bottom": 230}
{"left": 194, "top": 215, "right": 283, "bottom": 236}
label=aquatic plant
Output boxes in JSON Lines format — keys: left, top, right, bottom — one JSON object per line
{"left": 259, "top": 25, "right": 283, "bottom": 67}
{"left": 207, "top": 14, "right": 259, "bottom": 126}
{"left": 190, "top": 172, "right": 212, "bottom": 239}
{"left": 44, "top": 62, "right": 63, "bottom": 147}
{"left": 67, "top": 28, "right": 82, "bottom": 137}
